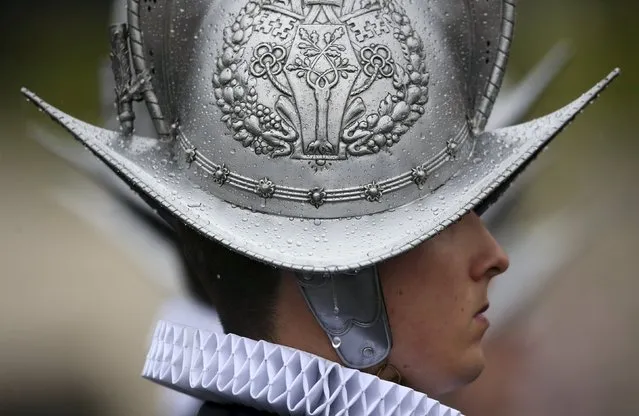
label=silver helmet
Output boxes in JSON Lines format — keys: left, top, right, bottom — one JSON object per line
{"left": 23, "top": 0, "right": 618, "bottom": 369}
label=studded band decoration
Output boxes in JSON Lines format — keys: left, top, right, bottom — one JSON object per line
{"left": 177, "top": 125, "right": 469, "bottom": 207}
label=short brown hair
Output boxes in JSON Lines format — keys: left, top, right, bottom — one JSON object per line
{"left": 173, "top": 222, "right": 282, "bottom": 342}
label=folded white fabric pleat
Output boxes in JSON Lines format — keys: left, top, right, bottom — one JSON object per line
{"left": 143, "top": 321, "right": 462, "bottom": 416}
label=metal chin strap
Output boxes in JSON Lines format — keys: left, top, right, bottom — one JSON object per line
{"left": 295, "top": 266, "right": 392, "bottom": 369}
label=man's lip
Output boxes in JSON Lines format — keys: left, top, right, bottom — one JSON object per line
{"left": 475, "top": 303, "right": 489, "bottom": 316}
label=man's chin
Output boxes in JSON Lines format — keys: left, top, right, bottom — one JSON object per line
{"left": 420, "top": 353, "right": 487, "bottom": 397}
{"left": 451, "top": 345, "right": 487, "bottom": 390}
{"left": 463, "top": 362, "right": 486, "bottom": 385}
{"left": 462, "top": 346, "right": 487, "bottom": 384}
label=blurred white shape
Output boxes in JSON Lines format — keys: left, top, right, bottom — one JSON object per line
{"left": 51, "top": 183, "right": 184, "bottom": 295}
{"left": 479, "top": 42, "right": 577, "bottom": 335}
{"left": 485, "top": 206, "right": 592, "bottom": 335}
{"left": 487, "top": 41, "right": 572, "bottom": 130}
{"left": 33, "top": 126, "right": 185, "bottom": 296}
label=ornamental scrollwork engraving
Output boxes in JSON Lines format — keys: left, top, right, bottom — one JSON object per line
{"left": 212, "top": 0, "right": 429, "bottom": 165}
{"left": 286, "top": 26, "right": 359, "bottom": 155}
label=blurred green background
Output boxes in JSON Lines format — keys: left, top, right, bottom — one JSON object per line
{"left": 0, "top": 0, "right": 637, "bottom": 415}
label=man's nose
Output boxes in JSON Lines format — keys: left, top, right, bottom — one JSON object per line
{"left": 489, "top": 241, "right": 510, "bottom": 276}
{"left": 469, "top": 214, "right": 510, "bottom": 281}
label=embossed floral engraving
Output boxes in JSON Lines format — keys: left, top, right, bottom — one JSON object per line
{"left": 411, "top": 165, "right": 428, "bottom": 188}
{"left": 250, "top": 43, "right": 292, "bottom": 96}
{"left": 184, "top": 147, "right": 197, "bottom": 165}
{"left": 286, "top": 26, "right": 359, "bottom": 155}
{"left": 212, "top": 0, "right": 429, "bottom": 166}
{"left": 212, "top": 165, "right": 231, "bottom": 185}
{"left": 446, "top": 139, "right": 459, "bottom": 159}
{"left": 360, "top": 44, "right": 395, "bottom": 79}
{"left": 364, "top": 181, "right": 383, "bottom": 202}
{"left": 256, "top": 178, "right": 277, "bottom": 198}
{"left": 212, "top": 2, "right": 299, "bottom": 159}
{"left": 308, "top": 187, "right": 328, "bottom": 208}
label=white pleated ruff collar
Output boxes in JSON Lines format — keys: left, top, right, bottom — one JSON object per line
{"left": 143, "top": 321, "right": 463, "bottom": 416}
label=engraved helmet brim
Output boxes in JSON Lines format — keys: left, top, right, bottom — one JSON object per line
{"left": 21, "top": 69, "right": 618, "bottom": 272}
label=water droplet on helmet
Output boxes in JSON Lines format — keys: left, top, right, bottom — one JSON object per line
{"left": 331, "top": 337, "right": 342, "bottom": 349}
